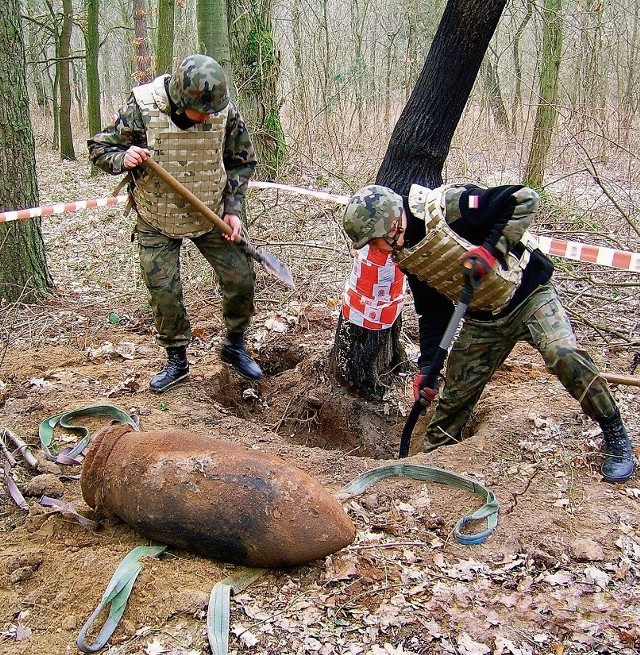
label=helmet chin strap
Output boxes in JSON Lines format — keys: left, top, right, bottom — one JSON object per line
{"left": 384, "top": 217, "right": 405, "bottom": 251}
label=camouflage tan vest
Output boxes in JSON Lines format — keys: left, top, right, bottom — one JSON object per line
{"left": 131, "top": 75, "right": 229, "bottom": 238}
{"left": 394, "top": 184, "right": 530, "bottom": 314}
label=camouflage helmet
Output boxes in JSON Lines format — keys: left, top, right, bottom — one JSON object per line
{"left": 168, "top": 55, "right": 229, "bottom": 114}
{"left": 343, "top": 185, "right": 404, "bottom": 249}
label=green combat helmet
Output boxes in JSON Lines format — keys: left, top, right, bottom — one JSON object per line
{"left": 343, "top": 185, "right": 404, "bottom": 249}
{"left": 168, "top": 54, "right": 229, "bottom": 114}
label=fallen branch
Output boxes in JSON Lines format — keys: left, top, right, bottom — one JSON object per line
{"left": 0, "top": 427, "right": 39, "bottom": 469}
{"left": 0, "top": 436, "right": 17, "bottom": 466}
{"left": 0, "top": 461, "right": 29, "bottom": 511}
{"left": 602, "top": 372, "right": 640, "bottom": 388}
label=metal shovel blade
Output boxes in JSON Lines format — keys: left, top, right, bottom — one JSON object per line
{"left": 142, "top": 159, "right": 296, "bottom": 290}
{"left": 241, "top": 238, "right": 296, "bottom": 289}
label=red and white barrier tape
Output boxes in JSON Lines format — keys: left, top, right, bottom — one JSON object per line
{"left": 1, "top": 183, "right": 638, "bottom": 272}
{"left": 0, "top": 195, "right": 129, "bottom": 222}
{"left": 249, "top": 180, "right": 350, "bottom": 205}
{"left": 536, "top": 235, "right": 640, "bottom": 272}
{"left": 0, "top": 181, "right": 344, "bottom": 223}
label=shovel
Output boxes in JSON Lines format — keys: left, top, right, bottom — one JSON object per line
{"left": 398, "top": 262, "right": 479, "bottom": 458}
{"left": 143, "top": 158, "right": 295, "bottom": 289}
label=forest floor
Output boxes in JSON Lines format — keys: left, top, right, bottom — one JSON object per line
{"left": 1, "top": 149, "right": 639, "bottom": 655}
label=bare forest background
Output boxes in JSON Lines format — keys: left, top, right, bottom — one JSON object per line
{"left": 7, "top": 0, "right": 640, "bottom": 348}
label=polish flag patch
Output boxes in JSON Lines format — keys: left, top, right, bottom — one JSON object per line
{"left": 468, "top": 195, "right": 480, "bottom": 209}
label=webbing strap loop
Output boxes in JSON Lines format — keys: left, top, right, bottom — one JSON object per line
{"left": 39, "top": 405, "right": 137, "bottom": 464}
{"left": 77, "top": 545, "right": 166, "bottom": 653}
{"left": 207, "top": 568, "right": 267, "bottom": 655}
{"left": 339, "top": 463, "right": 499, "bottom": 545}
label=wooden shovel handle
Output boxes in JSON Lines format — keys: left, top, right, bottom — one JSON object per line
{"left": 142, "top": 157, "right": 294, "bottom": 282}
{"left": 603, "top": 372, "right": 640, "bottom": 388}
{"left": 143, "top": 158, "right": 233, "bottom": 237}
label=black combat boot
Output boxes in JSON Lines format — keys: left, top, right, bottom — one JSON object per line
{"left": 599, "top": 410, "right": 635, "bottom": 483}
{"left": 149, "top": 346, "right": 190, "bottom": 393}
{"left": 220, "top": 332, "right": 262, "bottom": 380}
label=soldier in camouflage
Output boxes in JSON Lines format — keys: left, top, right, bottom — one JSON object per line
{"left": 343, "top": 183, "right": 635, "bottom": 483}
{"left": 89, "top": 54, "right": 262, "bottom": 391}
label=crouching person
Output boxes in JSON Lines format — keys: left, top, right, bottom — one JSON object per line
{"left": 342, "top": 183, "right": 635, "bottom": 483}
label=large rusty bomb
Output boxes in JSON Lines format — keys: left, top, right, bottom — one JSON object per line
{"left": 81, "top": 424, "right": 356, "bottom": 567}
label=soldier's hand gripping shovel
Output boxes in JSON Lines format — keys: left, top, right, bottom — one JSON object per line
{"left": 143, "top": 158, "right": 295, "bottom": 289}
{"left": 398, "top": 261, "right": 480, "bottom": 458}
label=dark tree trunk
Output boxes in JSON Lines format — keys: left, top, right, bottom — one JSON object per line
{"left": 0, "top": 1, "right": 53, "bottom": 303}
{"left": 58, "top": 0, "right": 76, "bottom": 160}
{"left": 329, "top": 314, "right": 407, "bottom": 401}
{"left": 376, "top": 0, "right": 507, "bottom": 193}
{"left": 331, "top": 0, "right": 507, "bottom": 400}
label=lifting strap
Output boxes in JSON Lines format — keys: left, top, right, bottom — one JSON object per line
{"left": 338, "top": 463, "right": 499, "bottom": 546}
{"left": 38, "top": 405, "right": 138, "bottom": 465}
{"left": 77, "top": 545, "right": 167, "bottom": 653}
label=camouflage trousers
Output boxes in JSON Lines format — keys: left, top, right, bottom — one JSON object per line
{"left": 425, "top": 282, "right": 618, "bottom": 450}
{"left": 137, "top": 219, "right": 255, "bottom": 349}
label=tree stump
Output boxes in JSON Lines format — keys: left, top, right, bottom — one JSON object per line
{"left": 329, "top": 313, "right": 409, "bottom": 401}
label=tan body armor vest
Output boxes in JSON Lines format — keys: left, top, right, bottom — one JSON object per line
{"left": 394, "top": 185, "right": 531, "bottom": 314}
{"left": 131, "top": 75, "right": 229, "bottom": 238}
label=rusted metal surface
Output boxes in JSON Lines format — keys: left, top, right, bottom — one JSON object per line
{"left": 81, "top": 424, "right": 355, "bottom": 567}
